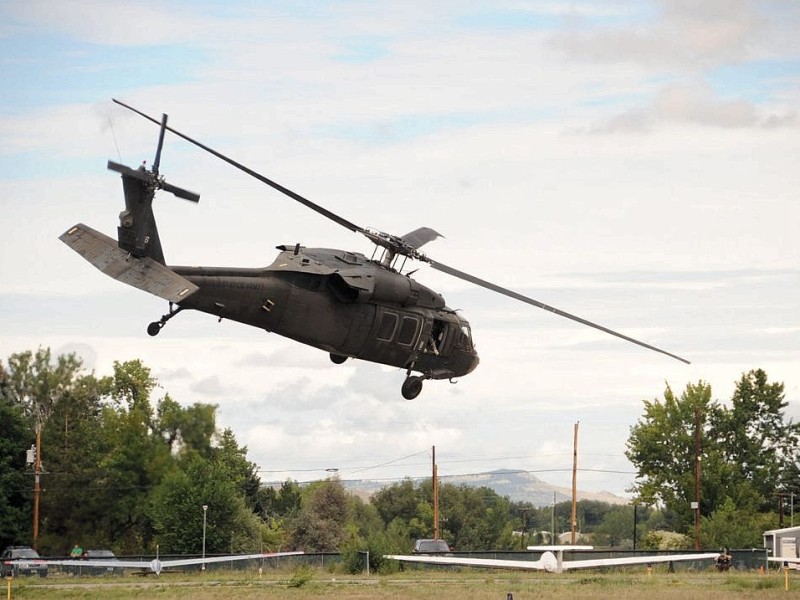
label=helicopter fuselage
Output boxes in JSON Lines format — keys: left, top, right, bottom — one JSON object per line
{"left": 172, "top": 246, "right": 479, "bottom": 380}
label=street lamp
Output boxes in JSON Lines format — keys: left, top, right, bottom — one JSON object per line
{"left": 202, "top": 505, "right": 208, "bottom": 571}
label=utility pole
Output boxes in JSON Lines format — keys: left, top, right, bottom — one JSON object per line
{"left": 520, "top": 507, "right": 530, "bottom": 549}
{"left": 432, "top": 446, "right": 439, "bottom": 540}
{"left": 693, "top": 405, "right": 701, "bottom": 550}
{"left": 571, "top": 422, "right": 579, "bottom": 545}
{"left": 33, "top": 426, "right": 42, "bottom": 550}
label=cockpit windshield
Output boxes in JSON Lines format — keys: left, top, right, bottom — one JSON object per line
{"left": 458, "top": 323, "right": 472, "bottom": 350}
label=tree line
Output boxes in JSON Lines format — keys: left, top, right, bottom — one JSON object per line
{"left": 1, "top": 349, "right": 797, "bottom": 572}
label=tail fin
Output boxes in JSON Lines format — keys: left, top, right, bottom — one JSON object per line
{"left": 111, "top": 162, "right": 166, "bottom": 263}
{"left": 108, "top": 111, "right": 200, "bottom": 265}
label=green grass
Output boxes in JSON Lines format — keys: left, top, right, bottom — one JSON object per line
{"left": 4, "top": 568, "right": 796, "bottom": 599}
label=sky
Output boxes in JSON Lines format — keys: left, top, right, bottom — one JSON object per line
{"left": 2, "top": 0, "right": 799, "bottom": 500}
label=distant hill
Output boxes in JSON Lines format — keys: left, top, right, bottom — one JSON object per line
{"left": 341, "top": 469, "right": 627, "bottom": 507}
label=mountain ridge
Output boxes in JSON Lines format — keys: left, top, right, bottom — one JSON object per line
{"left": 339, "top": 468, "right": 628, "bottom": 507}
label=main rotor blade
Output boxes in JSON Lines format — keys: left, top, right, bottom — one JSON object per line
{"left": 112, "top": 98, "right": 363, "bottom": 234}
{"left": 428, "top": 260, "right": 690, "bottom": 365}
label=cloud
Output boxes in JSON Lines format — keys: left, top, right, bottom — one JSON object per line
{"left": 549, "top": 0, "right": 760, "bottom": 69}
{"left": 584, "top": 81, "right": 798, "bottom": 133}
{"left": 189, "top": 375, "right": 229, "bottom": 397}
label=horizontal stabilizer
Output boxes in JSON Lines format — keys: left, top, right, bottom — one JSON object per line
{"left": 60, "top": 223, "right": 199, "bottom": 303}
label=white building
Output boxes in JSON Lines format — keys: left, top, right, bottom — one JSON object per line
{"left": 763, "top": 526, "right": 800, "bottom": 567}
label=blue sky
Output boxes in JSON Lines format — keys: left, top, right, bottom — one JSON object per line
{"left": 2, "top": 0, "right": 799, "bottom": 500}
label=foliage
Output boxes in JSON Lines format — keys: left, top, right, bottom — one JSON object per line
{"left": 639, "top": 530, "right": 692, "bottom": 550}
{"left": 3, "top": 348, "right": 795, "bottom": 558}
{"left": 0, "top": 365, "right": 34, "bottom": 548}
{"left": 290, "top": 478, "right": 349, "bottom": 551}
{"left": 700, "top": 497, "right": 775, "bottom": 549}
{"left": 627, "top": 370, "right": 798, "bottom": 544}
{"left": 286, "top": 564, "right": 313, "bottom": 588}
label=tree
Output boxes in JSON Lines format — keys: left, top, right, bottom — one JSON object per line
{"left": 38, "top": 372, "right": 111, "bottom": 552}
{"left": 701, "top": 497, "right": 774, "bottom": 548}
{"left": 594, "top": 505, "right": 634, "bottom": 548}
{"left": 627, "top": 372, "right": 800, "bottom": 541}
{"left": 4, "top": 348, "right": 83, "bottom": 431}
{"left": 713, "top": 369, "right": 800, "bottom": 508}
{"left": 213, "top": 428, "right": 260, "bottom": 509}
{"left": 290, "top": 479, "right": 349, "bottom": 551}
{"left": 0, "top": 365, "right": 34, "bottom": 548}
{"left": 150, "top": 453, "right": 260, "bottom": 554}
{"left": 626, "top": 382, "right": 718, "bottom": 532}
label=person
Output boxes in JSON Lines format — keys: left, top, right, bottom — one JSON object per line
{"left": 70, "top": 543, "right": 83, "bottom": 558}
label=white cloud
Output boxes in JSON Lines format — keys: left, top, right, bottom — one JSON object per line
{"left": 3, "top": 0, "right": 800, "bottom": 496}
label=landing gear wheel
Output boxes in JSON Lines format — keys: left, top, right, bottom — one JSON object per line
{"left": 401, "top": 376, "right": 424, "bottom": 400}
{"left": 330, "top": 353, "right": 348, "bottom": 365}
{"left": 147, "top": 322, "right": 162, "bottom": 337}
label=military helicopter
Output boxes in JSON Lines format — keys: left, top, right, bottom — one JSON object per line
{"left": 60, "top": 99, "right": 689, "bottom": 399}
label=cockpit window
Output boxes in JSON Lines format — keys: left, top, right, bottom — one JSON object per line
{"left": 459, "top": 324, "right": 472, "bottom": 350}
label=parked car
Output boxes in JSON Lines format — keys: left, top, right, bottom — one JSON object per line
{"left": 84, "top": 549, "right": 122, "bottom": 576}
{"left": 0, "top": 546, "right": 48, "bottom": 578}
{"left": 66, "top": 549, "right": 122, "bottom": 576}
{"left": 413, "top": 539, "right": 452, "bottom": 554}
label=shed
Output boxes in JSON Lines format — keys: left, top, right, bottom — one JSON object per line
{"left": 763, "top": 526, "right": 800, "bottom": 567}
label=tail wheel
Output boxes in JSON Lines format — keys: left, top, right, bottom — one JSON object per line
{"left": 330, "top": 353, "right": 348, "bottom": 365}
{"left": 401, "top": 376, "right": 424, "bottom": 400}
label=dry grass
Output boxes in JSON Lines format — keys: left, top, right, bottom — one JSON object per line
{"left": 5, "top": 567, "right": 795, "bottom": 599}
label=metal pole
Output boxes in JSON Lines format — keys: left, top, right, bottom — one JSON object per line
{"left": 202, "top": 505, "right": 208, "bottom": 571}
{"left": 633, "top": 503, "right": 637, "bottom": 551}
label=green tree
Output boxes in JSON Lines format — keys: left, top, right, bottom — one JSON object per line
{"left": 213, "top": 428, "right": 260, "bottom": 508}
{"left": 701, "top": 497, "right": 774, "bottom": 548}
{"left": 713, "top": 369, "right": 800, "bottom": 508}
{"left": 627, "top": 372, "right": 800, "bottom": 538}
{"left": 0, "top": 364, "right": 34, "bottom": 548}
{"left": 626, "top": 382, "right": 717, "bottom": 532}
{"left": 594, "top": 505, "right": 634, "bottom": 548}
{"left": 4, "top": 348, "right": 83, "bottom": 432}
{"left": 372, "top": 479, "right": 419, "bottom": 524}
{"left": 157, "top": 397, "right": 217, "bottom": 457}
{"left": 38, "top": 372, "right": 111, "bottom": 552}
{"left": 290, "top": 478, "right": 349, "bottom": 551}
{"left": 150, "top": 452, "right": 260, "bottom": 554}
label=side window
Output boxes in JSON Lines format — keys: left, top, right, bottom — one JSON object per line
{"left": 397, "top": 316, "right": 420, "bottom": 346}
{"left": 377, "top": 312, "right": 398, "bottom": 341}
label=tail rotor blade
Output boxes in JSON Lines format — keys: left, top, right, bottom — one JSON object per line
{"left": 161, "top": 182, "right": 200, "bottom": 203}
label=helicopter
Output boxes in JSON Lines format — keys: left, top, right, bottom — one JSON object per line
{"left": 60, "top": 99, "right": 689, "bottom": 400}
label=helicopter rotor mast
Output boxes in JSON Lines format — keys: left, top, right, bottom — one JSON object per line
{"left": 111, "top": 98, "right": 690, "bottom": 365}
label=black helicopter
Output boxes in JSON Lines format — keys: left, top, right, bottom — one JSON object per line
{"left": 60, "top": 99, "right": 689, "bottom": 399}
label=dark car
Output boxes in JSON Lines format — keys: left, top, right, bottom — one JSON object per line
{"left": 413, "top": 539, "right": 452, "bottom": 554}
{"left": 1, "top": 546, "right": 48, "bottom": 578}
{"left": 67, "top": 549, "right": 122, "bottom": 576}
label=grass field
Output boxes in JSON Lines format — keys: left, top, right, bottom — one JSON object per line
{"left": 4, "top": 567, "right": 796, "bottom": 599}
